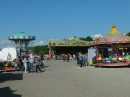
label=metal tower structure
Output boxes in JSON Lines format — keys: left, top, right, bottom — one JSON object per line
{"left": 8, "top": 32, "right": 36, "bottom": 56}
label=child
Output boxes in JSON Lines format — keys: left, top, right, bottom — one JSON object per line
{"left": 14, "top": 62, "right": 18, "bottom": 71}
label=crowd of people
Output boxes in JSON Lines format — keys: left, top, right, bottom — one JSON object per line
{"left": 0, "top": 52, "right": 89, "bottom": 73}
{"left": 0, "top": 54, "right": 46, "bottom": 73}
{"left": 76, "top": 51, "right": 88, "bottom": 68}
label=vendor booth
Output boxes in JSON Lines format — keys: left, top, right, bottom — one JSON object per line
{"left": 49, "top": 36, "right": 93, "bottom": 55}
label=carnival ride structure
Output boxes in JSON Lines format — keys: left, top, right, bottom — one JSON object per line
{"left": 91, "top": 24, "right": 130, "bottom": 67}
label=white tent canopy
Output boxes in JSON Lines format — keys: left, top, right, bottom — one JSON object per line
{"left": 0, "top": 47, "right": 17, "bottom": 61}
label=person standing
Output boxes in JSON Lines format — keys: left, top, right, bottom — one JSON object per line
{"left": 19, "top": 57, "right": 24, "bottom": 72}
{"left": 23, "top": 55, "right": 28, "bottom": 73}
{"left": 67, "top": 54, "right": 70, "bottom": 62}
{"left": 76, "top": 52, "right": 80, "bottom": 68}
{"left": 21, "top": 58, "right": 24, "bottom": 72}
{"left": 78, "top": 52, "right": 82, "bottom": 68}
{"left": 76, "top": 52, "right": 82, "bottom": 68}
{"left": 26, "top": 54, "right": 30, "bottom": 72}
{"left": 84, "top": 53, "right": 88, "bottom": 66}
{"left": 40, "top": 54, "right": 45, "bottom": 67}
{"left": 82, "top": 54, "right": 85, "bottom": 67}
{"left": 29, "top": 54, "right": 34, "bottom": 72}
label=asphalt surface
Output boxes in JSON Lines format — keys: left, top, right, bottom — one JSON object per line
{"left": 0, "top": 60, "right": 130, "bottom": 97}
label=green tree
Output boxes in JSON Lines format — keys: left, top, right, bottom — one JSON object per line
{"left": 32, "top": 45, "right": 49, "bottom": 55}
{"left": 79, "top": 36, "right": 93, "bottom": 41}
{"left": 86, "top": 36, "right": 93, "bottom": 41}
{"left": 33, "top": 46, "right": 40, "bottom": 55}
{"left": 126, "top": 32, "right": 130, "bottom": 36}
{"left": 79, "top": 37, "right": 85, "bottom": 40}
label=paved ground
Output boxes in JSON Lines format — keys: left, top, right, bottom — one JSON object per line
{"left": 0, "top": 60, "right": 130, "bottom": 97}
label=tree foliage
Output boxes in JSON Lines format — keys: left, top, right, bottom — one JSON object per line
{"left": 126, "top": 32, "right": 130, "bottom": 36}
{"left": 86, "top": 36, "right": 93, "bottom": 41}
{"left": 79, "top": 36, "right": 93, "bottom": 41}
{"left": 28, "top": 45, "right": 49, "bottom": 55}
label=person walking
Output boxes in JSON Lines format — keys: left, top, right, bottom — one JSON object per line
{"left": 35, "top": 57, "right": 42, "bottom": 73}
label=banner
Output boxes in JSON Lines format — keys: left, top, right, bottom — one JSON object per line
{"left": 88, "top": 48, "right": 97, "bottom": 65}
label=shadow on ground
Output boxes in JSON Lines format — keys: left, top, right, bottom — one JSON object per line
{"left": 95, "top": 66, "right": 130, "bottom": 68}
{"left": 43, "top": 65, "right": 49, "bottom": 69}
{"left": 0, "top": 87, "right": 22, "bottom": 97}
{"left": 0, "top": 73, "right": 23, "bottom": 83}
{"left": 0, "top": 73, "right": 23, "bottom": 96}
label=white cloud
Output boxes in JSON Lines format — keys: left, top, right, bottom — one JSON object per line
{"left": 33, "top": 41, "right": 45, "bottom": 46}
{"left": 0, "top": 40, "right": 47, "bottom": 48}
{"left": 0, "top": 40, "right": 11, "bottom": 45}
{"left": 92, "top": 34, "right": 103, "bottom": 39}
{"left": 0, "top": 40, "right": 16, "bottom": 48}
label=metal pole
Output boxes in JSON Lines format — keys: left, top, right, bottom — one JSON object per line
{"left": 102, "top": 49, "right": 103, "bottom": 58}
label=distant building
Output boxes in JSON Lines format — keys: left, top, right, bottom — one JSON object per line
{"left": 49, "top": 36, "right": 93, "bottom": 55}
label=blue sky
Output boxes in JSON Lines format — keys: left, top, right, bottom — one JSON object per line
{"left": 0, "top": 0, "right": 130, "bottom": 47}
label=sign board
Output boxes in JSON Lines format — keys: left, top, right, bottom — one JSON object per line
{"left": 88, "top": 48, "right": 97, "bottom": 65}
